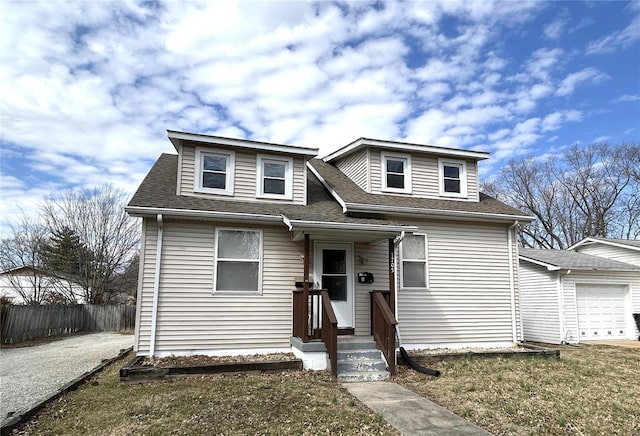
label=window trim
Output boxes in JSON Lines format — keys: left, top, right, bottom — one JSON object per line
{"left": 256, "top": 154, "right": 293, "bottom": 200}
{"left": 399, "top": 233, "right": 429, "bottom": 290}
{"left": 213, "top": 227, "right": 263, "bottom": 294}
{"left": 194, "top": 147, "right": 235, "bottom": 196}
{"left": 438, "top": 158, "right": 467, "bottom": 198}
{"left": 381, "top": 152, "right": 412, "bottom": 194}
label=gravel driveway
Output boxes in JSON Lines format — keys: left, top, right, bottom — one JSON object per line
{"left": 0, "top": 332, "right": 133, "bottom": 425}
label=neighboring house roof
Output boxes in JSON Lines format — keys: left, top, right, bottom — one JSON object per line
{"left": 569, "top": 237, "right": 640, "bottom": 252}
{"left": 126, "top": 154, "right": 417, "bottom": 237}
{"left": 322, "top": 137, "right": 490, "bottom": 162}
{"left": 308, "top": 159, "right": 533, "bottom": 222}
{"left": 519, "top": 248, "right": 640, "bottom": 272}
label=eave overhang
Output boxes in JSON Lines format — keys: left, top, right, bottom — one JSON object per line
{"left": 125, "top": 206, "right": 283, "bottom": 223}
{"left": 167, "top": 130, "right": 318, "bottom": 156}
{"left": 323, "top": 137, "right": 490, "bottom": 162}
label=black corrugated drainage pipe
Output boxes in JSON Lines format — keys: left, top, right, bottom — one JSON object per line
{"left": 399, "top": 347, "right": 441, "bottom": 377}
{"left": 633, "top": 314, "right": 640, "bottom": 340}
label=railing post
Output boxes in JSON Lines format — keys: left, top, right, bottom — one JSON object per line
{"left": 303, "top": 234, "right": 310, "bottom": 342}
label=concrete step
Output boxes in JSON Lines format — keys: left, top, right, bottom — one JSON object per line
{"left": 337, "top": 349, "right": 383, "bottom": 361}
{"left": 337, "top": 336, "right": 377, "bottom": 351}
{"left": 336, "top": 336, "right": 390, "bottom": 382}
{"left": 338, "top": 358, "right": 388, "bottom": 373}
{"left": 338, "top": 370, "right": 390, "bottom": 382}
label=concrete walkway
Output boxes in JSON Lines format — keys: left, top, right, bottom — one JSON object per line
{"left": 344, "top": 382, "right": 491, "bottom": 435}
{"left": 586, "top": 340, "right": 640, "bottom": 348}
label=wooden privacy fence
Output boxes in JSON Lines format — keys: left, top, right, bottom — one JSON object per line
{"left": 0, "top": 304, "right": 136, "bottom": 344}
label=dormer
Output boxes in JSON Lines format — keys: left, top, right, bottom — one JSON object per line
{"left": 168, "top": 130, "right": 318, "bottom": 205}
{"left": 322, "top": 138, "right": 489, "bottom": 202}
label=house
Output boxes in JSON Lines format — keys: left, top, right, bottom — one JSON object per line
{"left": 519, "top": 243, "right": 640, "bottom": 345}
{"left": 126, "top": 131, "right": 533, "bottom": 378}
{"left": 0, "top": 266, "right": 85, "bottom": 304}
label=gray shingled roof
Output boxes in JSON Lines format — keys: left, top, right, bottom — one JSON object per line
{"left": 127, "top": 154, "right": 407, "bottom": 227}
{"left": 593, "top": 238, "right": 640, "bottom": 249}
{"left": 519, "top": 248, "right": 640, "bottom": 271}
{"left": 308, "top": 159, "right": 532, "bottom": 219}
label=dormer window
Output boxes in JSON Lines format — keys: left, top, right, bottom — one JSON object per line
{"left": 195, "top": 147, "right": 235, "bottom": 195}
{"left": 439, "top": 159, "right": 467, "bottom": 198}
{"left": 256, "top": 154, "right": 293, "bottom": 199}
{"left": 381, "top": 152, "right": 412, "bottom": 193}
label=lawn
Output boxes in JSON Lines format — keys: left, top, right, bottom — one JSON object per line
{"left": 394, "top": 344, "right": 640, "bottom": 435}
{"left": 14, "top": 357, "right": 398, "bottom": 435}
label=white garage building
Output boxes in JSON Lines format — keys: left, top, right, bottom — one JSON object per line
{"left": 519, "top": 243, "right": 640, "bottom": 345}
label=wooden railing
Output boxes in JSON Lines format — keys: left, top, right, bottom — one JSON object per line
{"left": 370, "top": 290, "right": 398, "bottom": 375}
{"left": 292, "top": 287, "right": 338, "bottom": 377}
{"left": 319, "top": 290, "right": 338, "bottom": 378}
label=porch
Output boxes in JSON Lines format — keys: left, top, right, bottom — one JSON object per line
{"left": 290, "top": 232, "right": 402, "bottom": 379}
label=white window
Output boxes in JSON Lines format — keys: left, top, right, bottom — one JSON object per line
{"left": 400, "top": 234, "right": 428, "bottom": 289}
{"left": 256, "top": 155, "right": 293, "bottom": 199}
{"left": 381, "top": 152, "right": 412, "bottom": 193}
{"left": 214, "top": 229, "right": 262, "bottom": 293}
{"left": 438, "top": 159, "right": 467, "bottom": 197}
{"left": 195, "top": 147, "right": 235, "bottom": 195}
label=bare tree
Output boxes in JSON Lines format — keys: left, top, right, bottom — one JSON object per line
{"left": 40, "top": 185, "right": 140, "bottom": 304}
{"left": 0, "top": 215, "right": 73, "bottom": 304}
{"left": 485, "top": 142, "right": 640, "bottom": 248}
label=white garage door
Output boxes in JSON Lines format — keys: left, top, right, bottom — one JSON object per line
{"left": 576, "top": 284, "right": 628, "bottom": 340}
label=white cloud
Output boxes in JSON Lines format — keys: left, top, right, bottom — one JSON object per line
{"left": 555, "top": 67, "right": 609, "bottom": 97}
{"left": 544, "top": 17, "right": 567, "bottom": 40}
{"left": 586, "top": 15, "right": 640, "bottom": 55}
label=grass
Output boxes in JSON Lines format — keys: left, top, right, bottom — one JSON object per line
{"left": 394, "top": 344, "right": 640, "bottom": 435}
{"left": 15, "top": 356, "right": 398, "bottom": 435}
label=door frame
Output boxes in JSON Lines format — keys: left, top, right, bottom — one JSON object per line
{"left": 313, "top": 241, "right": 355, "bottom": 329}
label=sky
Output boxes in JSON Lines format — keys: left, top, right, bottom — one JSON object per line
{"left": 1, "top": 0, "right": 639, "bottom": 234}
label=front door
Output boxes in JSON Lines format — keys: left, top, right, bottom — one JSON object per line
{"left": 314, "top": 242, "right": 354, "bottom": 328}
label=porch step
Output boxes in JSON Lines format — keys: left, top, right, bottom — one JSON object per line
{"left": 336, "top": 336, "right": 390, "bottom": 382}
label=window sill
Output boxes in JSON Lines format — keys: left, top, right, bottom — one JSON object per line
{"left": 194, "top": 187, "right": 234, "bottom": 196}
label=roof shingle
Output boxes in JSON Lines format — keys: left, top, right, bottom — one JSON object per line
{"left": 519, "top": 248, "right": 640, "bottom": 271}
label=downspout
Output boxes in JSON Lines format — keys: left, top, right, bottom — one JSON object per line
{"left": 393, "top": 231, "right": 405, "bottom": 321}
{"left": 556, "top": 272, "right": 565, "bottom": 344}
{"left": 507, "top": 221, "right": 519, "bottom": 344}
{"left": 149, "top": 214, "right": 164, "bottom": 356}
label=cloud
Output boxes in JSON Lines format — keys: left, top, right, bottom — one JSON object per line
{"left": 586, "top": 15, "right": 640, "bottom": 54}
{"left": 555, "top": 67, "right": 609, "bottom": 96}
{"left": 0, "top": 0, "right": 637, "bottom": 233}
{"left": 544, "top": 17, "right": 567, "bottom": 40}
{"left": 612, "top": 94, "right": 640, "bottom": 103}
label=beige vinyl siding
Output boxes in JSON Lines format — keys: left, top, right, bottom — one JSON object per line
{"left": 369, "top": 148, "right": 479, "bottom": 201}
{"left": 518, "top": 262, "right": 562, "bottom": 344}
{"left": 179, "top": 144, "right": 195, "bottom": 196}
{"left": 397, "top": 220, "right": 516, "bottom": 345}
{"left": 179, "top": 142, "right": 306, "bottom": 204}
{"left": 353, "top": 241, "right": 390, "bottom": 335}
{"left": 575, "top": 244, "right": 640, "bottom": 267}
{"left": 142, "top": 220, "right": 303, "bottom": 355}
{"left": 335, "top": 148, "right": 369, "bottom": 192}
{"left": 560, "top": 271, "right": 640, "bottom": 342}
{"left": 136, "top": 218, "right": 158, "bottom": 354}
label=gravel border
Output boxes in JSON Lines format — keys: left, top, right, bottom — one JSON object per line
{"left": 0, "top": 346, "right": 132, "bottom": 436}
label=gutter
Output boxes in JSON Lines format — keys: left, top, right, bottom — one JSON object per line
{"left": 346, "top": 202, "right": 534, "bottom": 223}
{"left": 149, "top": 214, "right": 163, "bottom": 356}
{"left": 281, "top": 215, "right": 417, "bottom": 234}
{"left": 126, "top": 206, "right": 283, "bottom": 223}
{"left": 507, "top": 220, "right": 519, "bottom": 344}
